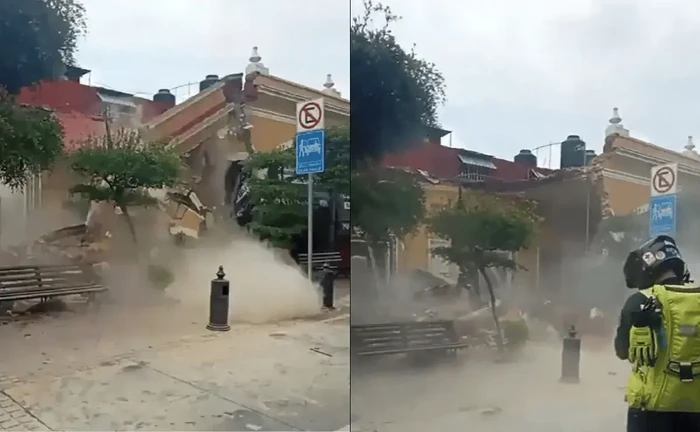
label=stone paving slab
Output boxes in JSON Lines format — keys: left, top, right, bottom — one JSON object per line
{"left": 0, "top": 392, "right": 49, "bottom": 431}
{"left": 135, "top": 325, "right": 349, "bottom": 431}
{"left": 4, "top": 322, "right": 349, "bottom": 431}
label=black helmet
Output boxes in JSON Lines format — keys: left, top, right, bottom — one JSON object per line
{"left": 623, "top": 235, "right": 687, "bottom": 289}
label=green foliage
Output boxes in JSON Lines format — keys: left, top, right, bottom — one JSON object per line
{"left": 0, "top": 0, "right": 87, "bottom": 94}
{"left": 70, "top": 128, "right": 182, "bottom": 241}
{"left": 428, "top": 190, "right": 539, "bottom": 350}
{"left": 0, "top": 90, "right": 64, "bottom": 189}
{"left": 244, "top": 126, "right": 349, "bottom": 248}
{"left": 350, "top": 0, "right": 446, "bottom": 165}
{"left": 428, "top": 191, "right": 539, "bottom": 271}
{"left": 352, "top": 168, "right": 425, "bottom": 243}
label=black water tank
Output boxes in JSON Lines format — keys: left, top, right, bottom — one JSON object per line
{"left": 560, "top": 135, "right": 586, "bottom": 169}
{"left": 200, "top": 74, "right": 220, "bottom": 92}
{"left": 514, "top": 149, "right": 537, "bottom": 168}
{"left": 153, "top": 89, "right": 176, "bottom": 107}
{"left": 585, "top": 149, "right": 596, "bottom": 166}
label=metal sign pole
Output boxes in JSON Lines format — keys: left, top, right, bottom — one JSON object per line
{"left": 295, "top": 97, "right": 326, "bottom": 281}
{"left": 307, "top": 173, "right": 313, "bottom": 280}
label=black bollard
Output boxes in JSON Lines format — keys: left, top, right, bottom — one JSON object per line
{"left": 207, "top": 265, "right": 230, "bottom": 332}
{"left": 560, "top": 325, "right": 581, "bottom": 383}
{"left": 320, "top": 262, "right": 336, "bottom": 310}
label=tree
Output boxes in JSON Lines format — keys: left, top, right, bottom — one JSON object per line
{"left": 352, "top": 168, "right": 425, "bottom": 244}
{"left": 350, "top": 0, "right": 446, "bottom": 165}
{"left": 69, "top": 128, "right": 182, "bottom": 243}
{"left": 0, "top": 0, "right": 87, "bottom": 94}
{"left": 244, "top": 126, "right": 350, "bottom": 249}
{"left": 0, "top": 89, "right": 65, "bottom": 189}
{"left": 428, "top": 190, "right": 539, "bottom": 349}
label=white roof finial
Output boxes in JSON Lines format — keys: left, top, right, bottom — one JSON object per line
{"left": 686, "top": 136, "right": 696, "bottom": 152}
{"left": 682, "top": 135, "right": 699, "bottom": 159}
{"left": 249, "top": 46, "right": 261, "bottom": 63}
{"left": 245, "top": 46, "right": 269, "bottom": 76}
{"left": 605, "top": 107, "right": 629, "bottom": 138}
{"left": 610, "top": 107, "right": 621, "bottom": 125}
{"left": 322, "top": 73, "right": 341, "bottom": 97}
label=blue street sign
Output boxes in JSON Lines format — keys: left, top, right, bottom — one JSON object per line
{"left": 649, "top": 194, "right": 677, "bottom": 238}
{"left": 295, "top": 129, "right": 325, "bottom": 175}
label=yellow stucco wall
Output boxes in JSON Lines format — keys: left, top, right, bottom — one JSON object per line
{"left": 397, "top": 183, "right": 540, "bottom": 289}
{"left": 602, "top": 136, "right": 700, "bottom": 215}
{"left": 250, "top": 116, "right": 296, "bottom": 153}
{"left": 399, "top": 184, "right": 461, "bottom": 272}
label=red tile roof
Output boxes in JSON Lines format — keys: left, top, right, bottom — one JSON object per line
{"left": 382, "top": 141, "right": 462, "bottom": 179}
{"left": 17, "top": 80, "right": 172, "bottom": 152}
{"left": 382, "top": 141, "right": 552, "bottom": 182}
{"left": 17, "top": 80, "right": 171, "bottom": 121}
{"left": 54, "top": 111, "right": 106, "bottom": 153}
{"left": 17, "top": 80, "right": 102, "bottom": 115}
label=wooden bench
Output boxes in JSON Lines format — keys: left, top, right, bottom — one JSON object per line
{"left": 0, "top": 263, "right": 106, "bottom": 304}
{"left": 351, "top": 320, "right": 468, "bottom": 363}
{"left": 298, "top": 251, "right": 342, "bottom": 273}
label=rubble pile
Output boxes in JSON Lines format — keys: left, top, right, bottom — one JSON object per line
{"left": 0, "top": 223, "right": 111, "bottom": 266}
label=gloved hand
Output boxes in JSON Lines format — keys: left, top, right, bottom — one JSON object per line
{"left": 629, "top": 326, "right": 657, "bottom": 366}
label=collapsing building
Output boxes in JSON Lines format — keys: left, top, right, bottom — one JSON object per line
{"left": 142, "top": 48, "right": 350, "bottom": 269}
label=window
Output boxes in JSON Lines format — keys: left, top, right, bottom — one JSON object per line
{"left": 459, "top": 164, "right": 491, "bottom": 181}
{"left": 457, "top": 153, "right": 496, "bottom": 182}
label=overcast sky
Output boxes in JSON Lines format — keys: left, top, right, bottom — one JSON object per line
{"left": 354, "top": 0, "right": 700, "bottom": 168}
{"left": 76, "top": 0, "right": 349, "bottom": 104}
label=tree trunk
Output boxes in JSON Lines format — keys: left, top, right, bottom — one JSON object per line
{"left": 119, "top": 204, "right": 137, "bottom": 244}
{"left": 479, "top": 266, "right": 504, "bottom": 352}
{"left": 366, "top": 242, "right": 382, "bottom": 298}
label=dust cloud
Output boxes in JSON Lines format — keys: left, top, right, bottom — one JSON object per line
{"left": 165, "top": 234, "right": 322, "bottom": 324}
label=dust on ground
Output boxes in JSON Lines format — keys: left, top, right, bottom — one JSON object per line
{"left": 0, "top": 228, "right": 341, "bottom": 390}
{"left": 351, "top": 341, "right": 628, "bottom": 431}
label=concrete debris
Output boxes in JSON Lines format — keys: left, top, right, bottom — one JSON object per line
{"left": 164, "top": 189, "right": 209, "bottom": 240}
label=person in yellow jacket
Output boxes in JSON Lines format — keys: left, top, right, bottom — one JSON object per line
{"left": 615, "top": 235, "right": 700, "bottom": 431}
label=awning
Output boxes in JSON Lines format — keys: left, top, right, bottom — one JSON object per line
{"left": 458, "top": 154, "right": 497, "bottom": 169}
{"left": 97, "top": 93, "right": 137, "bottom": 108}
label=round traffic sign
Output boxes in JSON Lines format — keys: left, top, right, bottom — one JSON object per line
{"left": 652, "top": 166, "right": 676, "bottom": 194}
{"left": 298, "top": 102, "right": 322, "bottom": 129}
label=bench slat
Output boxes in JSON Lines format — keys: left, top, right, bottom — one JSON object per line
{"left": 0, "top": 264, "right": 105, "bottom": 302}
{"left": 351, "top": 320, "right": 467, "bottom": 357}
{"left": 0, "top": 285, "right": 106, "bottom": 301}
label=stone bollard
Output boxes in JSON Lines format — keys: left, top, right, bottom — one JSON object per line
{"left": 560, "top": 325, "right": 581, "bottom": 383}
{"left": 207, "top": 265, "right": 230, "bottom": 332}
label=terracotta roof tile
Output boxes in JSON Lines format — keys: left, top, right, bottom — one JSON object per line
{"left": 382, "top": 141, "right": 552, "bottom": 182}
{"left": 17, "top": 80, "right": 102, "bottom": 115}
{"left": 382, "top": 141, "right": 462, "bottom": 179}
{"left": 54, "top": 111, "right": 106, "bottom": 152}
{"left": 17, "top": 80, "right": 169, "bottom": 122}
